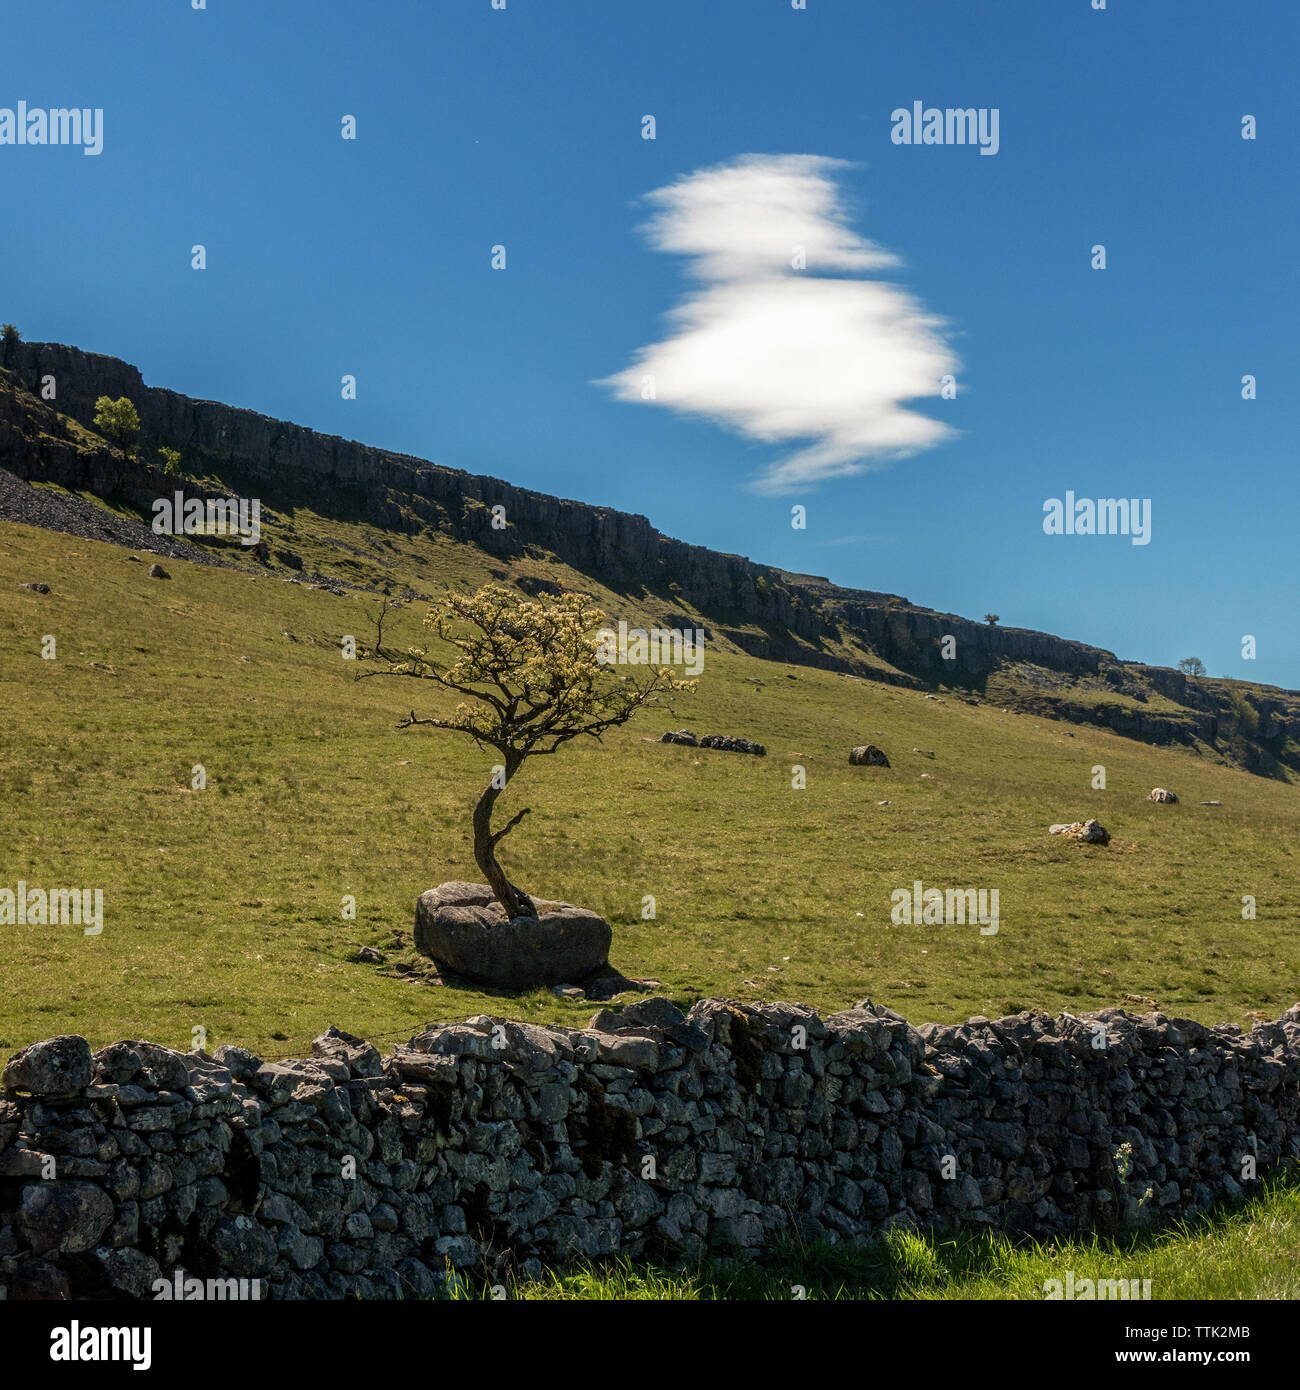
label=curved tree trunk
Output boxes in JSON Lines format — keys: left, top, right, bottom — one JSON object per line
{"left": 472, "top": 770, "right": 535, "bottom": 920}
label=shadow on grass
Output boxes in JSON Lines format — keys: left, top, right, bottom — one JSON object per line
{"left": 448, "top": 1167, "right": 1300, "bottom": 1301}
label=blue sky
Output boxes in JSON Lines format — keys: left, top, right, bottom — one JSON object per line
{"left": 3, "top": 0, "right": 1297, "bottom": 686}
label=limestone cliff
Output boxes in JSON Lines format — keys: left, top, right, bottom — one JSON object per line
{"left": 2, "top": 338, "right": 1297, "bottom": 776}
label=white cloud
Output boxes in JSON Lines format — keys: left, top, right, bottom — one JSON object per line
{"left": 599, "top": 154, "right": 959, "bottom": 495}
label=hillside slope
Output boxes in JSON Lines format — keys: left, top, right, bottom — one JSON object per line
{"left": 2, "top": 512, "right": 1298, "bottom": 1059}
{"left": 1, "top": 337, "right": 1297, "bottom": 779}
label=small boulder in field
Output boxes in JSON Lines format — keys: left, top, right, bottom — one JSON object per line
{"left": 849, "top": 744, "right": 890, "bottom": 767}
{"left": 1049, "top": 818, "right": 1110, "bottom": 845}
{"left": 661, "top": 729, "right": 698, "bottom": 747}
{"left": 698, "top": 733, "right": 765, "bottom": 756}
{"left": 20, "top": 581, "right": 50, "bottom": 593}
{"left": 1147, "top": 787, "right": 1178, "bottom": 804}
{"left": 148, "top": 563, "right": 170, "bottom": 579}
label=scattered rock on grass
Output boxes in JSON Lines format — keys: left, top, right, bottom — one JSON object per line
{"left": 849, "top": 745, "right": 890, "bottom": 767}
{"left": 698, "top": 734, "right": 766, "bottom": 756}
{"left": 1147, "top": 788, "right": 1178, "bottom": 804}
{"left": 1049, "top": 818, "right": 1111, "bottom": 845}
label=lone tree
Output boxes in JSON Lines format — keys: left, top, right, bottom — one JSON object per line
{"left": 1178, "top": 656, "right": 1206, "bottom": 677}
{"left": 93, "top": 395, "right": 140, "bottom": 461}
{"left": 0, "top": 323, "right": 19, "bottom": 363}
{"left": 984, "top": 613, "right": 1000, "bottom": 626}
{"left": 361, "top": 585, "right": 693, "bottom": 920}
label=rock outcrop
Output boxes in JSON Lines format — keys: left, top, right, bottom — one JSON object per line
{"left": 697, "top": 734, "right": 766, "bottom": 757}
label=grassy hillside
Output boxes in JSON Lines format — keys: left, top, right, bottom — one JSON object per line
{"left": 2, "top": 508, "right": 1299, "bottom": 1059}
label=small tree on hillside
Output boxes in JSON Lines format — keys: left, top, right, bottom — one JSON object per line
{"left": 1178, "top": 656, "right": 1206, "bottom": 677}
{"left": 360, "top": 585, "right": 693, "bottom": 920}
{"left": 0, "top": 323, "right": 19, "bottom": 358}
{"left": 158, "top": 446, "right": 182, "bottom": 478}
{"left": 93, "top": 395, "right": 140, "bottom": 462}
{"left": 984, "top": 613, "right": 1000, "bottom": 626}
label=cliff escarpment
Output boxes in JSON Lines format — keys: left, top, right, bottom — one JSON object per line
{"left": 2, "top": 338, "right": 1297, "bottom": 776}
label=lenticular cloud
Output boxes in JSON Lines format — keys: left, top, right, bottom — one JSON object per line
{"left": 599, "top": 155, "right": 959, "bottom": 495}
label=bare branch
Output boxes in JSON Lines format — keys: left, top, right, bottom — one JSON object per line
{"left": 489, "top": 806, "right": 531, "bottom": 847}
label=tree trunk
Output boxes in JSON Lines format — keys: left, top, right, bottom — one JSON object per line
{"left": 472, "top": 772, "right": 535, "bottom": 920}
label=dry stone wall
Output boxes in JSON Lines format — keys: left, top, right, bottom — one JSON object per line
{"left": 2, "top": 997, "right": 1299, "bottom": 1300}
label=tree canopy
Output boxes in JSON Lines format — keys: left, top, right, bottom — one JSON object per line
{"left": 361, "top": 584, "right": 694, "bottom": 918}
{"left": 93, "top": 395, "right": 140, "bottom": 459}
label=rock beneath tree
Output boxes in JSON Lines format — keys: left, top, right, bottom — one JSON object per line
{"left": 414, "top": 883, "right": 612, "bottom": 991}
{"left": 849, "top": 745, "right": 890, "bottom": 767}
{"left": 1147, "top": 787, "right": 1178, "bottom": 804}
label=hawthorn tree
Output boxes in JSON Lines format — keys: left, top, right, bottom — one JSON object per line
{"left": 1178, "top": 656, "right": 1206, "bottom": 677}
{"left": 360, "top": 585, "right": 693, "bottom": 920}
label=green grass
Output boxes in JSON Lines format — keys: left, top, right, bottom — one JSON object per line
{"left": 462, "top": 1172, "right": 1300, "bottom": 1299}
{"left": 2, "top": 509, "right": 1299, "bottom": 1060}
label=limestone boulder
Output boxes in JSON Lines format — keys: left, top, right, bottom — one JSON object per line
{"left": 698, "top": 734, "right": 765, "bottom": 756}
{"left": 414, "top": 882, "right": 612, "bottom": 991}
{"left": 849, "top": 745, "right": 890, "bottom": 767}
{"left": 1049, "top": 818, "right": 1111, "bottom": 845}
